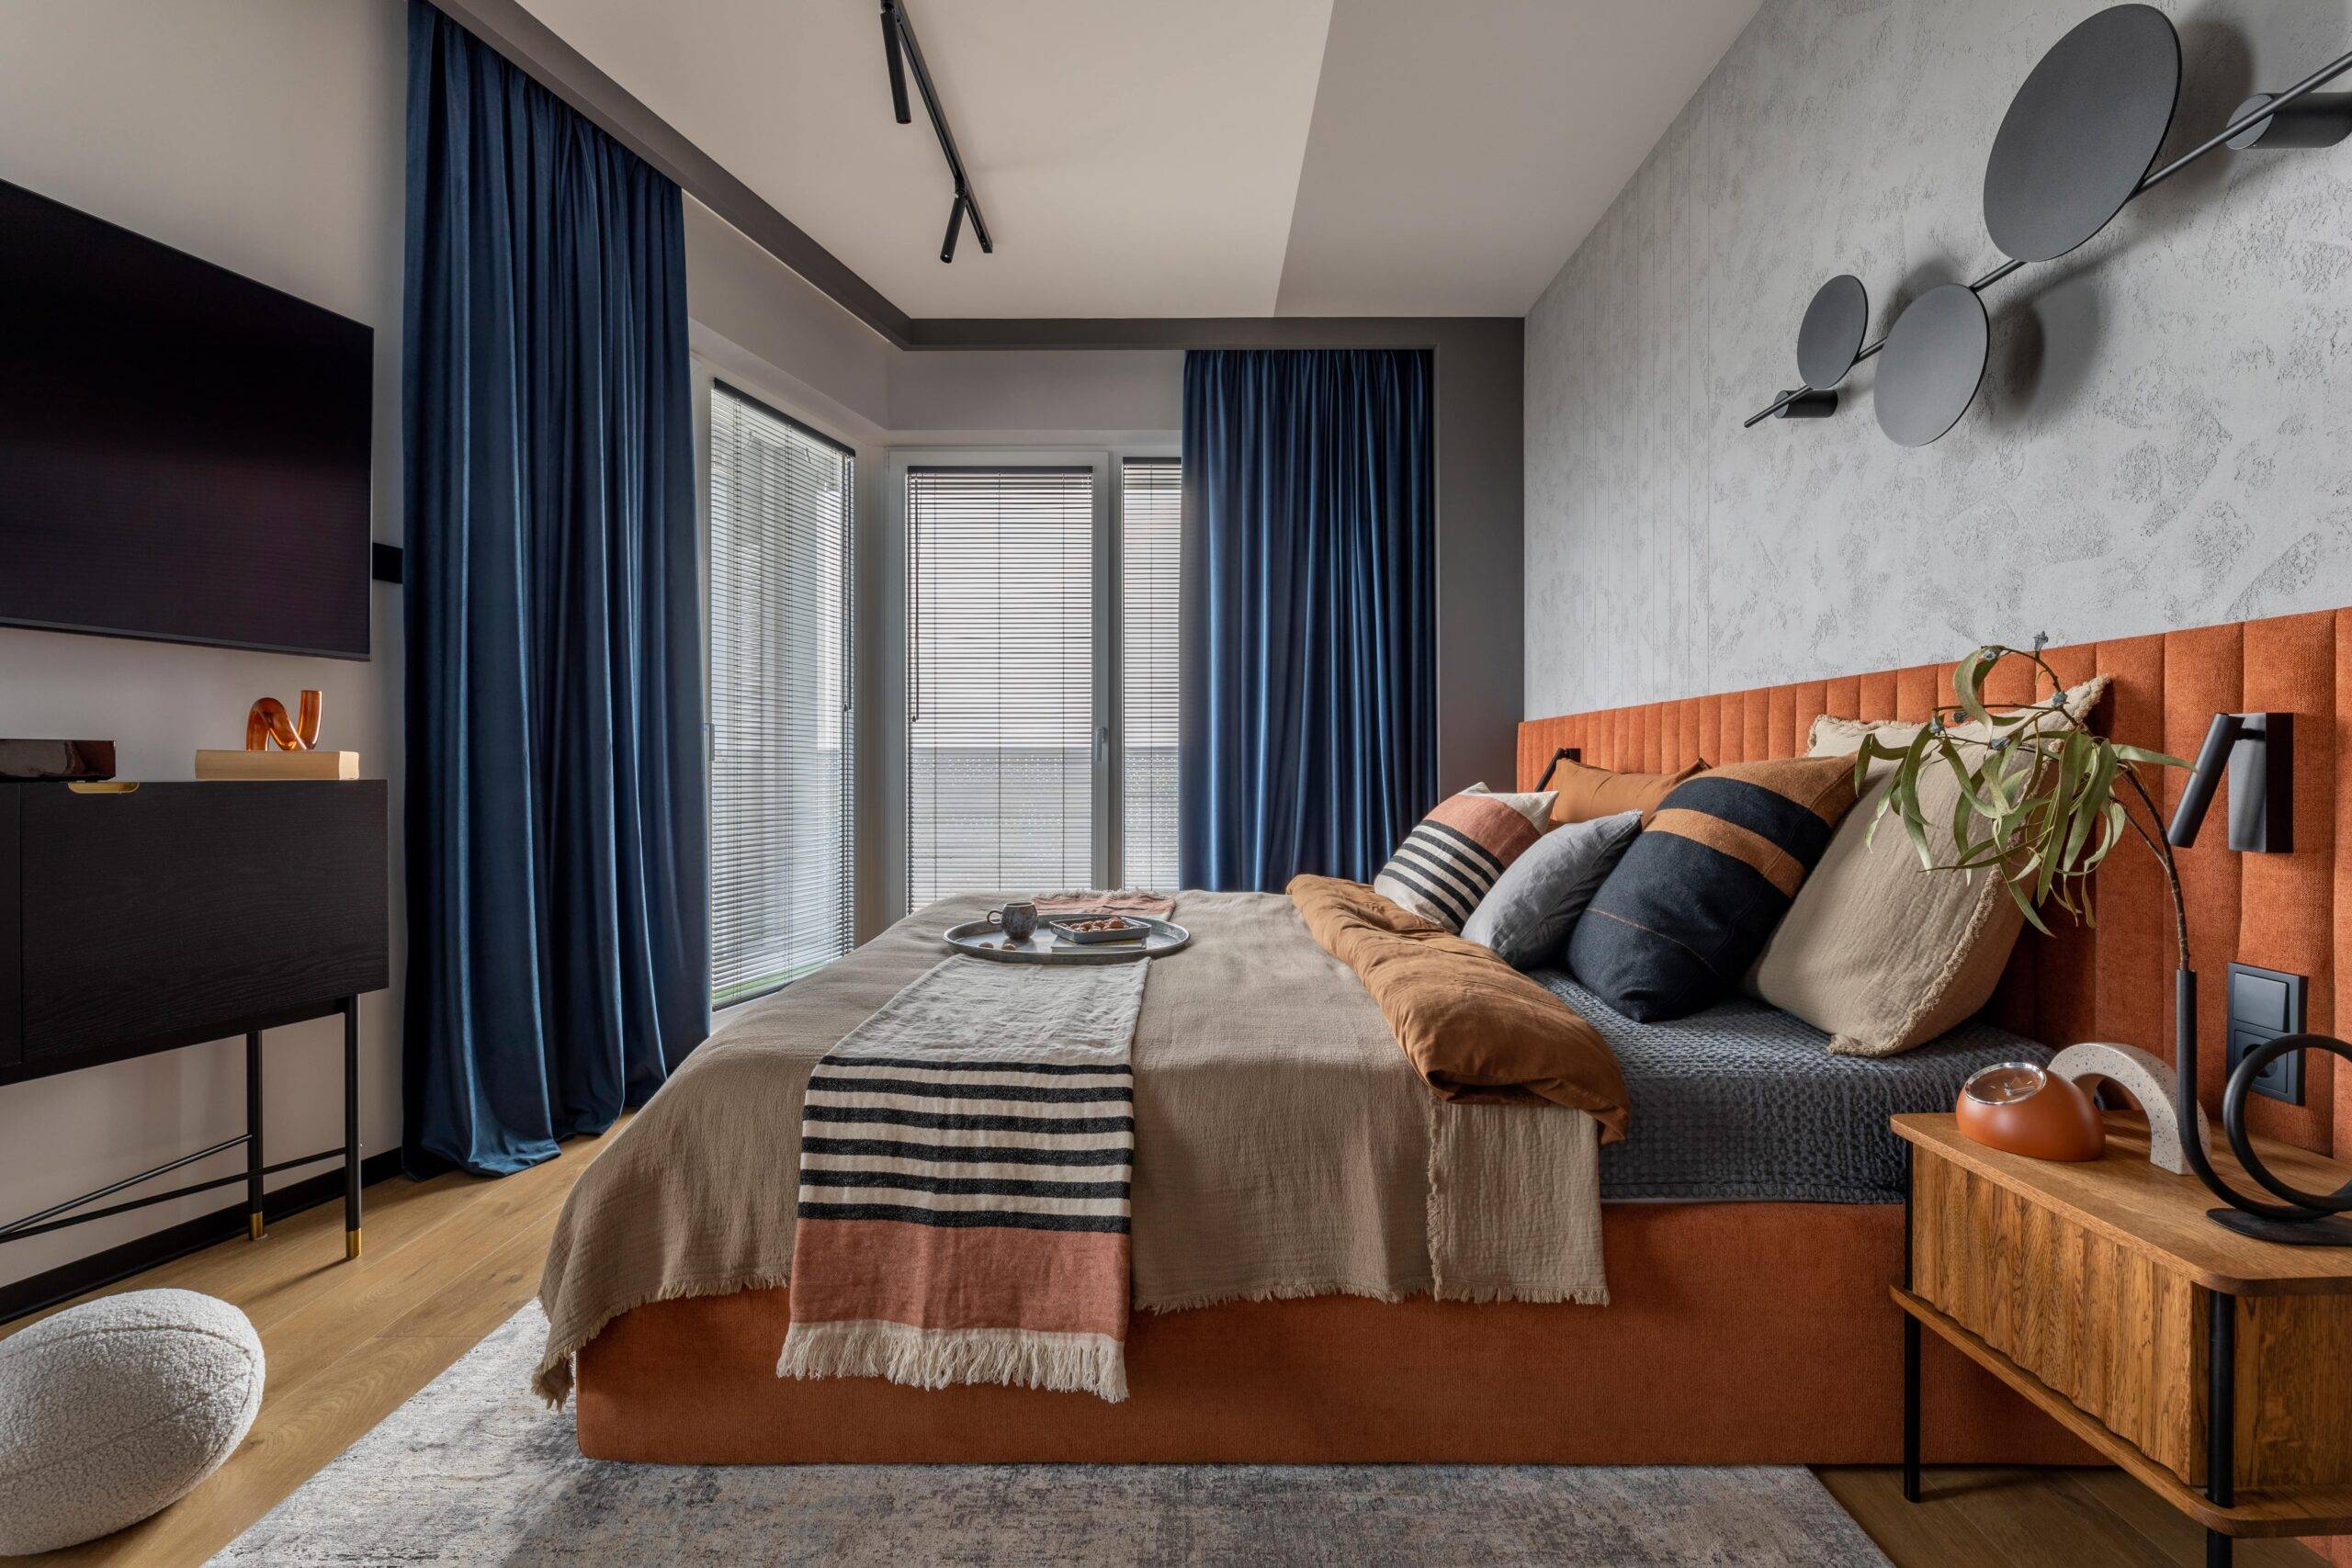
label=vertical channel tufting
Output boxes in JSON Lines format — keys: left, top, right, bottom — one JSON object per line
{"left": 1859, "top": 670, "right": 1896, "bottom": 722}
{"left": 2242, "top": 612, "right": 2335, "bottom": 1150}
{"left": 2094, "top": 635, "right": 2171, "bottom": 1070}
{"left": 1821, "top": 676, "right": 1857, "bottom": 723}
{"left": 2035, "top": 641, "right": 2105, "bottom": 1049}
{"left": 2339, "top": 613, "right": 2352, "bottom": 1162}
{"left": 1766, "top": 687, "right": 1795, "bottom": 759}
{"left": 1698, "top": 694, "right": 1722, "bottom": 770}
{"left": 1743, "top": 690, "right": 1770, "bottom": 762}
{"left": 2165, "top": 625, "right": 2245, "bottom": 1131}
{"left": 1894, "top": 664, "right": 1939, "bottom": 722}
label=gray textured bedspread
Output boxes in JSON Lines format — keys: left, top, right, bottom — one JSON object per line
{"left": 1529, "top": 972, "right": 2051, "bottom": 1203}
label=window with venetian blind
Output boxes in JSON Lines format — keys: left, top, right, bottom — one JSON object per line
{"left": 707, "top": 383, "right": 854, "bottom": 1005}
{"left": 906, "top": 466, "right": 1098, "bottom": 904}
{"left": 1118, "top": 458, "right": 1181, "bottom": 890}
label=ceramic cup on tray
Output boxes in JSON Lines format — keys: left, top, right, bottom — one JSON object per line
{"left": 987, "top": 900, "right": 1040, "bottom": 942}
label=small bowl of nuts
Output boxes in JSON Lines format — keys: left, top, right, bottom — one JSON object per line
{"left": 1046, "top": 915, "right": 1148, "bottom": 945}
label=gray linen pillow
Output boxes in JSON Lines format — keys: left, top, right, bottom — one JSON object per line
{"left": 1459, "top": 810, "right": 1642, "bottom": 970}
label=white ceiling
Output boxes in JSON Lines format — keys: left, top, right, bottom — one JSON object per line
{"left": 517, "top": 0, "right": 1759, "bottom": 321}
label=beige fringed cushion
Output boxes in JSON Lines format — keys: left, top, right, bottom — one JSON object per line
{"left": 1748, "top": 676, "right": 2109, "bottom": 1057}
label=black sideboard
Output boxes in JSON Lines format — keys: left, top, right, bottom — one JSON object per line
{"left": 0, "top": 781, "right": 390, "bottom": 1286}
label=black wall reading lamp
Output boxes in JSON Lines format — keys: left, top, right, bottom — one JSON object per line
{"left": 2165, "top": 711, "right": 2352, "bottom": 1245}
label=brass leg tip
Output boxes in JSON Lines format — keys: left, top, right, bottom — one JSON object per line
{"left": 345, "top": 1228, "right": 363, "bottom": 1260}
{"left": 249, "top": 1213, "right": 265, "bottom": 1241}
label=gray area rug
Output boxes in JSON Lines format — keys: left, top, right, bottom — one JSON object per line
{"left": 217, "top": 1306, "right": 1891, "bottom": 1566}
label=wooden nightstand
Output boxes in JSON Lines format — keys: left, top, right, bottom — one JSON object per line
{"left": 1893, "top": 1111, "right": 2352, "bottom": 1567}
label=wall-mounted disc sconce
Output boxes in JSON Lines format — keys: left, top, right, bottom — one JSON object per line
{"left": 1983, "top": 5, "right": 2180, "bottom": 263}
{"left": 1742, "top": 6, "right": 2352, "bottom": 441}
{"left": 2226, "top": 91, "right": 2352, "bottom": 149}
{"left": 1796, "top": 274, "right": 1870, "bottom": 391}
{"left": 1873, "top": 284, "right": 1988, "bottom": 447}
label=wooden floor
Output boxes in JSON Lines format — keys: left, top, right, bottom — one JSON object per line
{"left": 0, "top": 1122, "right": 2322, "bottom": 1568}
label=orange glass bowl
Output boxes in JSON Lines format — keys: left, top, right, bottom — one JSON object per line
{"left": 1955, "top": 1061, "right": 2106, "bottom": 1162}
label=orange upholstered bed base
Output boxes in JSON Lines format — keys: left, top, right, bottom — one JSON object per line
{"left": 576, "top": 1201, "right": 2086, "bottom": 1467}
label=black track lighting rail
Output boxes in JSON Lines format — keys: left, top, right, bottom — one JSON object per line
{"left": 880, "top": 0, "right": 992, "bottom": 264}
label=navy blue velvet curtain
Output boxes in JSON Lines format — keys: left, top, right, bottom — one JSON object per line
{"left": 401, "top": 3, "right": 707, "bottom": 1176}
{"left": 1178, "top": 349, "right": 1436, "bottom": 891}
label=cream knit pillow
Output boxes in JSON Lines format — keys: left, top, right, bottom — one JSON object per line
{"left": 1749, "top": 675, "right": 2109, "bottom": 1056}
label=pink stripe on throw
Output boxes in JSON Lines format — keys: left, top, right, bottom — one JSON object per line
{"left": 789, "top": 1218, "right": 1129, "bottom": 1341}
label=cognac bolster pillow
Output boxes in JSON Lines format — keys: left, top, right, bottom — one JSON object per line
{"left": 1567, "top": 756, "right": 1859, "bottom": 1022}
{"left": 1545, "top": 758, "right": 1705, "bottom": 826}
{"left": 1373, "top": 786, "right": 1553, "bottom": 932}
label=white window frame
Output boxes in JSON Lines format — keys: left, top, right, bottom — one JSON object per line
{"left": 693, "top": 355, "right": 873, "bottom": 1006}
{"left": 885, "top": 443, "right": 1176, "bottom": 919}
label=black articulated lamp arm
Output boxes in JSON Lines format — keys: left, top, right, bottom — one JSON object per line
{"left": 2166, "top": 712, "right": 2241, "bottom": 847}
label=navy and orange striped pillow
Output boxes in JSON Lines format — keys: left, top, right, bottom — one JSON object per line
{"left": 1566, "top": 756, "right": 1859, "bottom": 1021}
{"left": 1373, "top": 788, "right": 1552, "bottom": 931}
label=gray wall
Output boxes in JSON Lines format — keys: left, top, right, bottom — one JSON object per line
{"left": 1524, "top": 0, "right": 2352, "bottom": 718}
{"left": 0, "top": 0, "right": 409, "bottom": 1289}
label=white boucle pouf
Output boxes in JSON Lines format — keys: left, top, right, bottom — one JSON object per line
{"left": 0, "top": 1288, "right": 266, "bottom": 1555}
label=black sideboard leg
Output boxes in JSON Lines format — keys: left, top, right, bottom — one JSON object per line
{"left": 343, "top": 996, "right": 361, "bottom": 1261}
{"left": 2207, "top": 1288, "right": 2235, "bottom": 1567}
{"left": 244, "top": 1030, "right": 265, "bottom": 1241}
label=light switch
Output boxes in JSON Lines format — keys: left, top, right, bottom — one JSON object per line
{"left": 2225, "top": 962, "right": 2307, "bottom": 1106}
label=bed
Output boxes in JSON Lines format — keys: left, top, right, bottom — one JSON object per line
{"left": 539, "top": 886, "right": 2086, "bottom": 1468}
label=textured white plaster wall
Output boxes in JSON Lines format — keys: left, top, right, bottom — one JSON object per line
{"left": 1525, "top": 0, "right": 2352, "bottom": 717}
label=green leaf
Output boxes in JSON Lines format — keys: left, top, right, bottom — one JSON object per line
{"left": 1952, "top": 648, "right": 1996, "bottom": 728}
{"left": 2110, "top": 744, "right": 2190, "bottom": 770}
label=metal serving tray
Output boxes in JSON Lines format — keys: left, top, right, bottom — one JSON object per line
{"left": 942, "top": 915, "right": 1190, "bottom": 964}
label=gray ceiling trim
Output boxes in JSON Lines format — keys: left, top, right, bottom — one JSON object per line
{"left": 431, "top": 0, "right": 916, "bottom": 346}
{"left": 903, "top": 319, "right": 1519, "bottom": 350}
{"left": 431, "top": 4, "right": 1522, "bottom": 352}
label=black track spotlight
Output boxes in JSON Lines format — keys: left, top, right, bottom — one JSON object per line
{"left": 941, "top": 194, "right": 965, "bottom": 264}
{"left": 879, "top": 1, "right": 910, "bottom": 123}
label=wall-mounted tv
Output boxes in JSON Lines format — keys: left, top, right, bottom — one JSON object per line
{"left": 0, "top": 179, "right": 374, "bottom": 660}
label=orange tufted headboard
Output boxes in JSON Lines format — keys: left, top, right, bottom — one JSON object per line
{"left": 1519, "top": 607, "right": 2348, "bottom": 1159}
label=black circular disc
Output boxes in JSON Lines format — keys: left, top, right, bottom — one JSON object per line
{"left": 1797, "top": 275, "right": 1869, "bottom": 390}
{"left": 1983, "top": 5, "right": 2180, "bottom": 263}
{"left": 1873, "top": 284, "right": 1989, "bottom": 448}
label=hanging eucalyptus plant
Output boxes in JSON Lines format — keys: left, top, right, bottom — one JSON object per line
{"left": 1853, "top": 637, "right": 2188, "bottom": 945}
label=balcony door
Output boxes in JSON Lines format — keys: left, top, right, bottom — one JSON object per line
{"left": 903, "top": 455, "right": 1179, "bottom": 905}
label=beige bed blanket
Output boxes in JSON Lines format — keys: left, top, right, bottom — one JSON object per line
{"left": 534, "top": 892, "right": 1605, "bottom": 1404}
